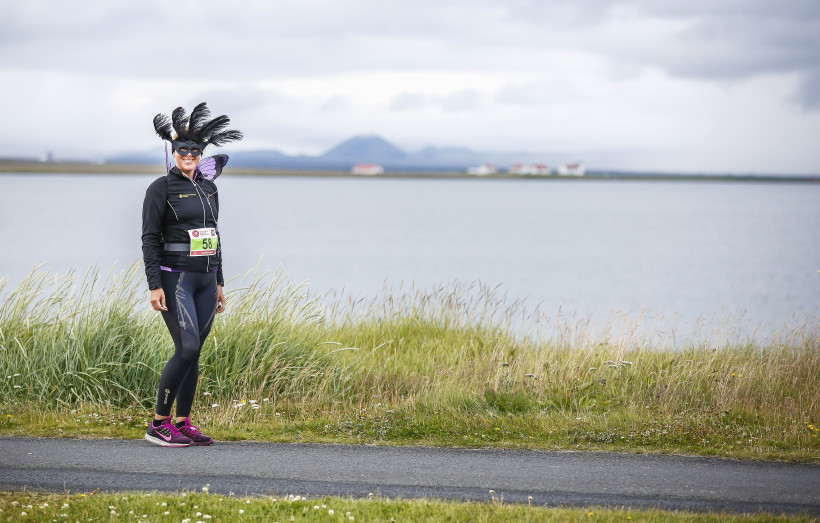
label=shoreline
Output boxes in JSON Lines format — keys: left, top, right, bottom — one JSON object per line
{"left": 1, "top": 160, "right": 818, "bottom": 183}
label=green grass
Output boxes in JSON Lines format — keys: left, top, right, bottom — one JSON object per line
{"left": 0, "top": 490, "right": 813, "bottom": 522}
{"left": 1, "top": 263, "right": 818, "bottom": 461}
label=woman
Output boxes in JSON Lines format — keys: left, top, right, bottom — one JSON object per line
{"left": 141, "top": 102, "right": 242, "bottom": 447}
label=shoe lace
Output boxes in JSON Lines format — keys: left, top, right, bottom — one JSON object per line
{"left": 179, "top": 419, "right": 202, "bottom": 436}
{"left": 162, "top": 420, "right": 185, "bottom": 436}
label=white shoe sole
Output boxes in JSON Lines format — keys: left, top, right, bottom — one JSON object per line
{"left": 144, "top": 433, "right": 191, "bottom": 447}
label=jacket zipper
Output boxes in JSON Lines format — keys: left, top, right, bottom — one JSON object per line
{"left": 186, "top": 172, "right": 211, "bottom": 273}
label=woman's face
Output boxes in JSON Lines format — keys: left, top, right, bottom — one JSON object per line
{"left": 174, "top": 149, "right": 201, "bottom": 175}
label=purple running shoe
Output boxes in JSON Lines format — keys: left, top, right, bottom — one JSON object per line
{"left": 144, "top": 418, "right": 192, "bottom": 447}
{"left": 175, "top": 418, "right": 214, "bottom": 446}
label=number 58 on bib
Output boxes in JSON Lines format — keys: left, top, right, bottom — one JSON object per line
{"left": 187, "top": 228, "right": 218, "bottom": 256}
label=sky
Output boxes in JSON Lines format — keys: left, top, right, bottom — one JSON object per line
{"left": 1, "top": 0, "right": 819, "bottom": 174}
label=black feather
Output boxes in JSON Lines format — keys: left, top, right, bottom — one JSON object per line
{"left": 199, "top": 114, "right": 231, "bottom": 141}
{"left": 171, "top": 106, "right": 189, "bottom": 139}
{"left": 188, "top": 102, "right": 211, "bottom": 134}
{"left": 153, "top": 113, "right": 174, "bottom": 141}
{"left": 208, "top": 129, "right": 244, "bottom": 147}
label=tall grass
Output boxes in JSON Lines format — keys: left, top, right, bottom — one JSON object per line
{"left": 1, "top": 263, "right": 818, "bottom": 458}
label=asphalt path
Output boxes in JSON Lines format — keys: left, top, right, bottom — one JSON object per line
{"left": 1, "top": 437, "right": 818, "bottom": 516}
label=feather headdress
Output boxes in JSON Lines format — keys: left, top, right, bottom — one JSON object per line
{"left": 152, "top": 102, "right": 243, "bottom": 150}
{"left": 153, "top": 102, "right": 242, "bottom": 179}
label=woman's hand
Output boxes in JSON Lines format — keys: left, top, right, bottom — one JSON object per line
{"left": 216, "top": 285, "right": 226, "bottom": 314}
{"left": 150, "top": 288, "right": 167, "bottom": 311}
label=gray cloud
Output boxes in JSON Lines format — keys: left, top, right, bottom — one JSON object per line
{"left": 390, "top": 92, "right": 430, "bottom": 111}
{"left": 502, "top": 0, "right": 820, "bottom": 109}
{"left": 495, "top": 83, "right": 569, "bottom": 106}
{"left": 5, "top": 0, "right": 819, "bottom": 102}
{"left": 434, "top": 89, "right": 482, "bottom": 112}
{"left": 389, "top": 90, "right": 483, "bottom": 112}
{"left": 316, "top": 95, "right": 350, "bottom": 114}
{"left": 792, "top": 70, "right": 820, "bottom": 110}
{"left": 1, "top": 0, "right": 818, "bottom": 171}
{"left": 185, "top": 88, "right": 282, "bottom": 116}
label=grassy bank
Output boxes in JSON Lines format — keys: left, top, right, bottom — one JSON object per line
{"left": 1, "top": 264, "right": 818, "bottom": 461}
{"left": 0, "top": 491, "right": 812, "bottom": 522}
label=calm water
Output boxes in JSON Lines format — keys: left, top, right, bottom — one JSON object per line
{"left": 2, "top": 173, "right": 819, "bottom": 337}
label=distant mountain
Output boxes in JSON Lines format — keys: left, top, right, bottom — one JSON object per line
{"left": 106, "top": 135, "right": 554, "bottom": 171}
{"left": 321, "top": 135, "right": 408, "bottom": 163}
{"left": 415, "top": 146, "right": 480, "bottom": 163}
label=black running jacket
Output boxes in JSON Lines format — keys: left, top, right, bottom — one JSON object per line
{"left": 141, "top": 167, "right": 223, "bottom": 290}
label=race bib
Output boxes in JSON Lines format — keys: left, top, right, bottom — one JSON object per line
{"left": 187, "top": 228, "right": 218, "bottom": 256}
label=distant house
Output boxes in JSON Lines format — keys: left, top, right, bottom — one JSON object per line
{"left": 466, "top": 163, "right": 497, "bottom": 176}
{"left": 558, "top": 162, "right": 585, "bottom": 176}
{"left": 509, "top": 163, "right": 551, "bottom": 175}
{"left": 351, "top": 163, "right": 384, "bottom": 175}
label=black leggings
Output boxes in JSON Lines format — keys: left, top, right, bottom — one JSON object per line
{"left": 155, "top": 270, "right": 217, "bottom": 418}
